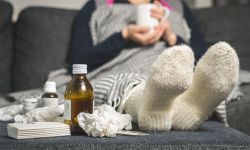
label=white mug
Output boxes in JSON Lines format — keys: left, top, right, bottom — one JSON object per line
{"left": 136, "top": 4, "right": 169, "bottom": 33}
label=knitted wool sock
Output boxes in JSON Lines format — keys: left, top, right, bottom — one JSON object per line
{"left": 171, "top": 42, "right": 239, "bottom": 130}
{"left": 124, "top": 45, "right": 194, "bottom": 131}
{"left": 123, "top": 82, "right": 145, "bottom": 123}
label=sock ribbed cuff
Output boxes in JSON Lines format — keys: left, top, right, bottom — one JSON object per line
{"left": 172, "top": 101, "right": 203, "bottom": 130}
{"left": 138, "top": 111, "right": 172, "bottom": 131}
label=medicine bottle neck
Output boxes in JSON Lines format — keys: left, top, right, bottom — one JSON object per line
{"left": 73, "top": 73, "right": 87, "bottom": 79}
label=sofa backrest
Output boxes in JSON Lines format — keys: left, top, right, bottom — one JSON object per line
{"left": 194, "top": 5, "right": 250, "bottom": 70}
{"left": 12, "top": 7, "right": 77, "bottom": 91}
{"left": 0, "top": 1, "right": 13, "bottom": 93}
{"left": 5, "top": 4, "right": 250, "bottom": 92}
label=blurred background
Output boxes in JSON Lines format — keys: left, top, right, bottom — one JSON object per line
{"left": 0, "top": 0, "right": 250, "bottom": 136}
{"left": 4, "top": 0, "right": 250, "bottom": 21}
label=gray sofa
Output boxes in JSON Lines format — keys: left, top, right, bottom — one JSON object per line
{"left": 0, "top": 121, "right": 250, "bottom": 149}
{"left": 193, "top": 5, "right": 250, "bottom": 136}
{"left": 0, "top": 0, "right": 250, "bottom": 149}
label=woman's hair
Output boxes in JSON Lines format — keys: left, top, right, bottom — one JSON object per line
{"left": 158, "top": 0, "right": 173, "bottom": 10}
{"left": 106, "top": 0, "right": 173, "bottom": 10}
{"left": 106, "top": 0, "right": 115, "bottom": 6}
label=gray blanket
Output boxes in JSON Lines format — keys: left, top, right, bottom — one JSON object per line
{"left": 88, "top": 4, "right": 190, "bottom": 82}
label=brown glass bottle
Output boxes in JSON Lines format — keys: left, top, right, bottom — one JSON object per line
{"left": 64, "top": 64, "right": 94, "bottom": 135}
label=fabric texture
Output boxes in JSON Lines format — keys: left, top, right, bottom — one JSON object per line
{"left": 68, "top": 0, "right": 207, "bottom": 73}
{"left": 194, "top": 5, "right": 250, "bottom": 70}
{"left": 88, "top": 4, "right": 190, "bottom": 81}
{"left": 194, "top": 5, "right": 250, "bottom": 130}
{"left": 2, "top": 68, "right": 249, "bottom": 125}
{"left": 12, "top": 7, "right": 77, "bottom": 91}
{"left": 0, "top": 1, "right": 13, "bottom": 93}
{"left": 68, "top": 0, "right": 129, "bottom": 72}
{"left": 172, "top": 42, "right": 239, "bottom": 130}
{"left": 86, "top": 3, "right": 232, "bottom": 126}
{"left": 0, "top": 121, "right": 250, "bottom": 149}
{"left": 136, "top": 45, "right": 194, "bottom": 131}
{"left": 227, "top": 71, "right": 250, "bottom": 135}
{"left": 94, "top": 73, "right": 147, "bottom": 109}
{"left": 124, "top": 42, "right": 239, "bottom": 131}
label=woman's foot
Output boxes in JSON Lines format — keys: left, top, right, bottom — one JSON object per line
{"left": 137, "top": 45, "right": 194, "bottom": 131}
{"left": 172, "top": 42, "right": 239, "bottom": 130}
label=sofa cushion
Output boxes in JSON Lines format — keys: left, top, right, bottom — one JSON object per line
{"left": 227, "top": 84, "right": 250, "bottom": 136}
{"left": 0, "top": 1, "right": 13, "bottom": 93}
{"left": 0, "top": 121, "right": 250, "bottom": 149}
{"left": 194, "top": 6, "right": 250, "bottom": 70}
{"left": 12, "top": 7, "right": 77, "bottom": 91}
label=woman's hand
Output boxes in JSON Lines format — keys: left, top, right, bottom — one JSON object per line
{"left": 151, "top": 1, "right": 177, "bottom": 46}
{"left": 122, "top": 1, "right": 177, "bottom": 46}
{"left": 151, "top": 1, "right": 166, "bottom": 21}
{"left": 161, "top": 20, "right": 177, "bottom": 46}
{"left": 122, "top": 24, "right": 165, "bottom": 46}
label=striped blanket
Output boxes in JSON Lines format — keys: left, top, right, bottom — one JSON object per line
{"left": 2, "top": 69, "right": 250, "bottom": 125}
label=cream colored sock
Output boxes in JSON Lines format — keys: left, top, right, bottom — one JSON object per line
{"left": 172, "top": 42, "right": 239, "bottom": 130}
{"left": 124, "top": 45, "right": 194, "bottom": 131}
{"left": 123, "top": 82, "right": 145, "bottom": 123}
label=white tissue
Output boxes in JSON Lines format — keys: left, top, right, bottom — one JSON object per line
{"left": 0, "top": 105, "right": 24, "bottom": 121}
{"left": 0, "top": 97, "right": 42, "bottom": 121}
{"left": 77, "top": 104, "right": 132, "bottom": 137}
{"left": 14, "top": 105, "right": 64, "bottom": 123}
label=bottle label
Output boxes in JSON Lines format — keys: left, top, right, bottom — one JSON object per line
{"left": 64, "top": 100, "right": 71, "bottom": 120}
{"left": 43, "top": 98, "right": 59, "bottom": 107}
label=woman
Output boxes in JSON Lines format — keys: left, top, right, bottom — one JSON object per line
{"left": 68, "top": 0, "right": 239, "bottom": 131}
{"left": 68, "top": 0, "right": 207, "bottom": 72}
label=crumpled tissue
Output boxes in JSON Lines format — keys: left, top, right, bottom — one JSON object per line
{"left": 0, "top": 105, "right": 23, "bottom": 121}
{"left": 0, "top": 97, "right": 42, "bottom": 121}
{"left": 14, "top": 105, "right": 64, "bottom": 123}
{"left": 77, "top": 104, "right": 132, "bottom": 137}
